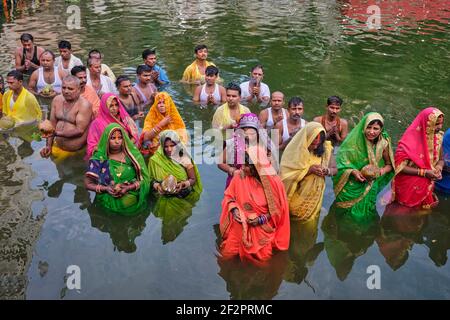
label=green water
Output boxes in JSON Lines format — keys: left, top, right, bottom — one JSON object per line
{"left": 1, "top": 0, "right": 450, "bottom": 299}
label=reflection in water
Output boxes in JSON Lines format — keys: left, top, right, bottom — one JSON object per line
{"left": 217, "top": 252, "right": 288, "bottom": 300}
{"left": 284, "top": 217, "right": 323, "bottom": 287}
{"left": 377, "top": 203, "right": 428, "bottom": 270}
{"left": 0, "top": 136, "right": 44, "bottom": 299}
{"left": 322, "top": 204, "right": 380, "bottom": 280}
{"left": 151, "top": 191, "right": 200, "bottom": 245}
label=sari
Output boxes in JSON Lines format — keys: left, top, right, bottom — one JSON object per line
{"left": 219, "top": 145, "right": 290, "bottom": 262}
{"left": 86, "top": 123, "right": 150, "bottom": 215}
{"left": 86, "top": 93, "right": 139, "bottom": 159}
{"left": 142, "top": 92, "right": 188, "bottom": 155}
{"left": 212, "top": 103, "right": 250, "bottom": 130}
{"left": 435, "top": 129, "right": 450, "bottom": 194}
{"left": 333, "top": 112, "right": 394, "bottom": 221}
{"left": 148, "top": 130, "right": 202, "bottom": 198}
{"left": 181, "top": 60, "right": 218, "bottom": 84}
{"left": 281, "top": 122, "right": 333, "bottom": 221}
{"left": 393, "top": 107, "right": 444, "bottom": 208}
{"left": 1, "top": 87, "right": 42, "bottom": 124}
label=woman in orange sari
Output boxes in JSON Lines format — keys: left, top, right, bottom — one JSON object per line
{"left": 392, "top": 107, "right": 445, "bottom": 209}
{"left": 141, "top": 92, "right": 187, "bottom": 156}
{"left": 219, "top": 145, "right": 290, "bottom": 263}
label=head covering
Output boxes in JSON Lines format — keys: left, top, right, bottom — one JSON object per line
{"left": 238, "top": 113, "right": 260, "bottom": 130}
{"left": 86, "top": 93, "right": 139, "bottom": 159}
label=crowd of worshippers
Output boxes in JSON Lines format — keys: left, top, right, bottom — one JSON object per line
{"left": 0, "top": 33, "right": 449, "bottom": 264}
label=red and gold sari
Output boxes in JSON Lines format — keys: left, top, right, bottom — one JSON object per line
{"left": 219, "top": 146, "right": 290, "bottom": 263}
{"left": 393, "top": 107, "right": 444, "bottom": 208}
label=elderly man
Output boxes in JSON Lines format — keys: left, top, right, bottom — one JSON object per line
{"left": 28, "top": 50, "right": 63, "bottom": 98}
{"left": 40, "top": 76, "right": 92, "bottom": 162}
{"left": 86, "top": 57, "right": 117, "bottom": 98}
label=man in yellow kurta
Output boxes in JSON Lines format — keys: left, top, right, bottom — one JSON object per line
{"left": 181, "top": 44, "right": 221, "bottom": 84}
{"left": 1, "top": 70, "right": 42, "bottom": 127}
{"left": 212, "top": 83, "right": 250, "bottom": 131}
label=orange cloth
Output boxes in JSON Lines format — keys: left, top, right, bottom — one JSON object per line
{"left": 142, "top": 92, "right": 187, "bottom": 152}
{"left": 219, "top": 146, "right": 290, "bottom": 262}
{"left": 82, "top": 84, "right": 101, "bottom": 117}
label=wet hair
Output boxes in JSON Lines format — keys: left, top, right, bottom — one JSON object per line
{"left": 88, "top": 49, "right": 102, "bottom": 58}
{"left": 327, "top": 95, "right": 343, "bottom": 106}
{"left": 366, "top": 119, "right": 384, "bottom": 144}
{"left": 205, "top": 65, "right": 219, "bottom": 76}
{"left": 136, "top": 64, "right": 152, "bottom": 75}
{"left": 251, "top": 64, "right": 264, "bottom": 73}
{"left": 288, "top": 96, "right": 304, "bottom": 108}
{"left": 6, "top": 70, "right": 24, "bottom": 81}
{"left": 116, "top": 75, "right": 130, "bottom": 87}
{"left": 71, "top": 65, "right": 87, "bottom": 76}
{"left": 142, "top": 49, "right": 156, "bottom": 60}
{"left": 58, "top": 40, "right": 72, "bottom": 50}
{"left": 226, "top": 82, "right": 241, "bottom": 96}
{"left": 313, "top": 131, "right": 326, "bottom": 157}
{"left": 62, "top": 75, "right": 80, "bottom": 87}
{"left": 40, "top": 50, "right": 56, "bottom": 60}
{"left": 194, "top": 44, "right": 208, "bottom": 53}
{"left": 20, "top": 33, "right": 33, "bottom": 42}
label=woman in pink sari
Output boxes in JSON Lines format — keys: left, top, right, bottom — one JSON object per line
{"left": 86, "top": 93, "right": 139, "bottom": 159}
{"left": 392, "top": 107, "right": 445, "bottom": 209}
{"left": 219, "top": 145, "right": 290, "bottom": 263}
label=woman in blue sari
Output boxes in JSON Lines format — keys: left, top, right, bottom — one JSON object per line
{"left": 435, "top": 129, "right": 450, "bottom": 193}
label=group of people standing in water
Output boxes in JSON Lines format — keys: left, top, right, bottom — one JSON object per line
{"left": 0, "top": 34, "right": 449, "bottom": 265}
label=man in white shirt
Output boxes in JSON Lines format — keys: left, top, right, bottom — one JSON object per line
{"left": 240, "top": 64, "right": 270, "bottom": 104}
{"left": 55, "top": 40, "right": 83, "bottom": 77}
{"left": 86, "top": 57, "right": 117, "bottom": 98}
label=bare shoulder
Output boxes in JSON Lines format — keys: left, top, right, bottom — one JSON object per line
{"left": 77, "top": 96, "right": 91, "bottom": 110}
{"left": 15, "top": 47, "right": 23, "bottom": 55}
{"left": 340, "top": 118, "right": 349, "bottom": 126}
{"left": 259, "top": 108, "right": 268, "bottom": 118}
{"left": 52, "top": 94, "right": 64, "bottom": 105}
{"left": 313, "top": 116, "right": 321, "bottom": 122}
{"left": 274, "top": 120, "right": 283, "bottom": 130}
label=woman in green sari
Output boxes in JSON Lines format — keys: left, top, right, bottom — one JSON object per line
{"left": 84, "top": 123, "right": 150, "bottom": 215}
{"left": 148, "top": 130, "right": 202, "bottom": 198}
{"left": 332, "top": 112, "right": 394, "bottom": 221}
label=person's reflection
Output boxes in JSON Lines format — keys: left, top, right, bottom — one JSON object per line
{"left": 284, "top": 217, "right": 323, "bottom": 285}
{"left": 87, "top": 203, "right": 150, "bottom": 253}
{"left": 217, "top": 251, "right": 288, "bottom": 300}
{"left": 376, "top": 203, "right": 428, "bottom": 270}
{"left": 322, "top": 205, "right": 380, "bottom": 281}
{"left": 150, "top": 191, "right": 200, "bottom": 245}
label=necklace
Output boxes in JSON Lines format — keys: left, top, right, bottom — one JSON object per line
{"left": 114, "top": 151, "right": 127, "bottom": 178}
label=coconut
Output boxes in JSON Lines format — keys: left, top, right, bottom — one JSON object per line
{"left": 0, "top": 116, "right": 16, "bottom": 130}
{"left": 361, "top": 164, "right": 380, "bottom": 180}
{"left": 38, "top": 120, "right": 55, "bottom": 138}
{"left": 41, "top": 84, "right": 54, "bottom": 96}
{"left": 161, "top": 175, "right": 177, "bottom": 194}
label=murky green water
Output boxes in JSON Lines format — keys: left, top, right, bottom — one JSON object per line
{"left": 1, "top": 0, "right": 450, "bottom": 299}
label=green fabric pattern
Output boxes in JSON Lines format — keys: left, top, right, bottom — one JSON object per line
{"left": 332, "top": 112, "right": 394, "bottom": 221}
{"left": 91, "top": 123, "right": 150, "bottom": 215}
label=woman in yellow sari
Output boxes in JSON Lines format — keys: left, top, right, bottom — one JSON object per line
{"left": 280, "top": 122, "right": 336, "bottom": 221}
{"left": 141, "top": 92, "right": 188, "bottom": 156}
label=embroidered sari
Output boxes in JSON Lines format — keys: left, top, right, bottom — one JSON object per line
{"left": 393, "top": 107, "right": 444, "bottom": 208}
{"left": 219, "top": 145, "right": 290, "bottom": 262}
{"left": 86, "top": 93, "right": 139, "bottom": 159}
{"left": 86, "top": 123, "right": 150, "bottom": 215}
{"left": 148, "top": 130, "right": 202, "bottom": 198}
{"left": 142, "top": 92, "right": 187, "bottom": 155}
{"left": 281, "top": 122, "right": 333, "bottom": 221}
{"left": 333, "top": 112, "right": 394, "bottom": 221}
{"left": 436, "top": 129, "right": 450, "bottom": 193}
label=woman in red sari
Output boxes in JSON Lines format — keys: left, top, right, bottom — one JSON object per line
{"left": 392, "top": 107, "right": 445, "bottom": 209}
{"left": 219, "top": 145, "right": 290, "bottom": 263}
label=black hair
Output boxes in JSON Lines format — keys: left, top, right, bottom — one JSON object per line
{"left": 0, "top": 75, "right": 4, "bottom": 94}
{"left": 226, "top": 82, "right": 241, "bottom": 96}
{"left": 142, "top": 49, "right": 156, "bottom": 60}
{"left": 327, "top": 95, "right": 343, "bottom": 106}
{"left": 88, "top": 49, "right": 102, "bottom": 58}
{"left": 313, "top": 131, "right": 326, "bottom": 157}
{"left": 116, "top": 75, "right": 130, "bottom": 87}
{"left": 71, "top": 65, "right": 87, "bottom": 76}
{"left": 366, "top": 119, "right": 384, "bottom": 144}
{"left": 205, "top": 65, "right": 219, "bottom": 76}
{"left": 251, "top": 64, "right": 264, "bottom": 73}
{"left": 58, "top": 40, "right": 72, "bottom": 50}
{"left": 244, "top": 152, "right": 260, "bottom": 182}
{"left": 7, "top": 70, "right": 24, "bottom": 81}
{"left": 136, "top": 64, "right": 152, "bottom": 75}
{"left": 20, "top": 33, "right": 33, "bottom": 42}
{"left": 288, "top": 96, "right": 304, "bottom": 108}
{"left": 194, "top": 44, "right": 208, "bottom": 53}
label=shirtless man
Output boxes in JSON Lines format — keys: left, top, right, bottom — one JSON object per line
{"left": 14, "top": 33, "right": 44, "bottom": 76}
{"left": 28, "top": 50, "right": 62, "bottom": 98}
{"left": 40, "top": 76, "right": 92, "bottom": 158}
{"left": 313, "top": 96, "right": 348, "bottom": 147}
{"left": 116, "top": 75, "right": 144, "bottom": 120}
{"left": 275, "top": 96, "right": 307, "bottom": 150}
{"left": 134, "top": 64, "right": 157, "bottom": 108}
{"left": 259, "top": 91, "right": 287, "bottom": 130}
